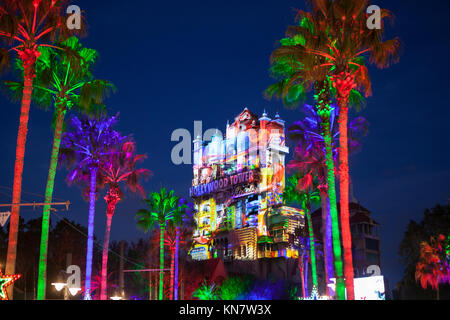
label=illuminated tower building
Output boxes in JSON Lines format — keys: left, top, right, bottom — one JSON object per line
{"left": 190, "top": 108, "right": 305, "bottom": 262}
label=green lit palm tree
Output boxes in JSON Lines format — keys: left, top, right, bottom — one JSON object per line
{"left": 5, "top": 36, "right": 114, "bottom": 300}
{"left": 271, "top": 0, "right": 400, "bottom": 299}
{"left": 267, "top": 14, "right": 347, "bottom": 299}
{"left": 136, "top": 188, "right": 179, "bottom": 300}
{"left": 284, "top": 174, "right": 320, "bottom": 291}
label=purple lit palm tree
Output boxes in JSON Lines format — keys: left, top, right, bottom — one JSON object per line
{"left": 59, "top": 113, "right": 124, "bottom": 300}
{"left": 99, "top": 140, "right": 151, "bottom": 300}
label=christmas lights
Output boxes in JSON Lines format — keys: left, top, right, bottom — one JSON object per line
{"left": 0, "top": 271, "right": 21, "bottom": 300}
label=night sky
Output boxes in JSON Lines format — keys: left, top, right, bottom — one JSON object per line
{"left": 0, "top": 0, "right": 449, "bottom": 291}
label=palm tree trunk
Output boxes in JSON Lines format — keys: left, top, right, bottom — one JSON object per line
{"left": 159, "top": 226, "right": 165, "bottom": 300}
{"left": 5, "top": 71, "right": 34, "bottom": 300}
{"left": 334, "top": 71, "right": 355, "bottom": 300}
{"left": 298, "top": 256, "right": 305, "bottom": 298}
{"left": 100, "top": 212, "right": 113, "bottom": 300}
{"left": 325, "top": 196, "right": 333, "bottom": 291}
{"left": 304, "top": 253, "right": 308, "bottom": 295}
{"left": 101, "top": 188, "right": 120, "bottom": 300}
{"left": 169, "top": 246, "right": 175, "bottom": 300}
{"left": 174, "top": 226, "right": 180, "bottom": 300}
{"left": 305, "top": 208, "right": 318, "bottom": 289}
{"left": 84, "top": 167, "right": 98, "bottom": 300}
{"left": 322, "top": 120, "right": 345, "bottom": 300}
{"left": 321, "top": 194, "right": 333, "bottom": 295}
{"left": 316, "top": 80, "right": 345, "bottom": 299}
{"left": 37, "top": 103, "right": 67, "bottom": 300}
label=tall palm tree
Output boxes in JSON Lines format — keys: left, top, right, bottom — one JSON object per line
{"left": 268, "top": 0, "right": 396, "bottom": 298}
{"left": 135, "top": 188, "right": 179, "bottom": 300}
{"left": 284, "top": 174, "right": 320, "bottom": 291}
{"left": 59, "top": 113, "right": 124, "bottom": 299}
{"left": 0, "top": 0, "right": 83, "bottom": 298}
{"left": 287, "top": 0, "right": 399, "bottom": 299}
{"left": 415, "top": 234, "right": 449, "bottom": 300}
{"left": 287, "top": 103, "right": 338, "bottom": 294}
{"left": 287, "top": 103, "right": 369, "bottom": 295}
{"left": 99, "top": 140, "right": 151, "bottom": 300}
{"left": 5, "top": 36, "right": 114, "bottom": 300}
{"left": 267, "top": 14, "right": 347, "bottom": 299}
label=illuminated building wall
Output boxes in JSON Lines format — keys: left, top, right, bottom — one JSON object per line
{"left": 190, "top": 108, "right": 305, "bottom": 261}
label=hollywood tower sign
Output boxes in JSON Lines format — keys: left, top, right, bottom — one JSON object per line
{"left": 189, "top": 108, "right": 305, "bottom": 262}
{"left": 190, "top": 170, "right": 256, "bottom": 197}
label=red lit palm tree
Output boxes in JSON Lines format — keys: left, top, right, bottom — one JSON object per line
{"left": 0, "top": 0, "right": 83, "bottom": 298}
{"left": 298, "top": 0, "right": 399, "bottom": 299}
{"left": 271, "top": 0, "right": 399, "bottom": 299}
{"left": 59, "top": 113, "right": 124, "bottom": 299}
{"left": 99, "top": 140, "right": 151, "bottom": 300}
{"left": 81, "top": 267, "right": 117, "bottom": 300}
{"left": 5, "top": 36, "right": 114, "bottom": 300}
{"left": 416, "top": 234, "right": 450, "bottom": 300}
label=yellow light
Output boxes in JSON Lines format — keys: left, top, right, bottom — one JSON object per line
{"left": 52, "top": 283, "right": 65, "bottom": 291}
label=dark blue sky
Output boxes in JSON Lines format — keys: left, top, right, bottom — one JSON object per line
{"left": 0, "top": 0, "right": 449, "bottom": 290}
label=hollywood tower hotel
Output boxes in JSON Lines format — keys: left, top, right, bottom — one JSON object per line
{"left": 189, "top": 108, "right": 305, "bottom": 262}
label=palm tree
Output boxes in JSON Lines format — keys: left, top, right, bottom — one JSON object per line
{"left": 0, "top": 0, "right": 83, "bottom": 298}
{"left": 268, "top": 0, "right": 396, "bottom": 298}
{"left": 99, "top": 140, "right": 150, "bottom": 300}
{"left": 135, "top": 188, "right": 179, "bottom": 300}
{"left": 284, "top": 174, "right": 320, "bottom": 291}
{"left": 267, "top": 14, "right": 347, "bottom": 299}
{"left": 169, "top": 198, "right": 194, "bottom": 300}
{"left": 287, "top": 104, "right": 338, "bottom": 294}
{"left": 59, "top": 113, "right": 124, "bottom": 299}
{"left": 149, "top": 226, "right": 187, "bottom": 300}
{"left": 287, "top": 103, "right": 369, "bottom": 295}
{"left": 415, "top": 234, "right": 449, "bottom": 300}
{"left": 5, "top": 36, "right": 114, "bottom": 300}
{"left": 285, "top": 0, "right": 399, "bottom": 299}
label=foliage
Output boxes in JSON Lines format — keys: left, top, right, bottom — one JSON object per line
{"left": 192, "top": 281, "right": 221, "bottom": 300}
{"left": 288, "top": 103, "right": 369, "bottom": 158}
{"left": 220, "top": 275, "right": 253, "bottom": 300}
{"left": 59, "top": 113, "right": 125, "bottom": 196}
{"left": 100, "top": 140, "right": 151, "bottom": 201}
{"left": 415, "top": 234, "right": 450, "bottom": 291}
{"left": 136, "top": 188, "right": 179, "bottom": 233}
{"left": 399, "top": 204, "right": 450, "bottom": 285}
